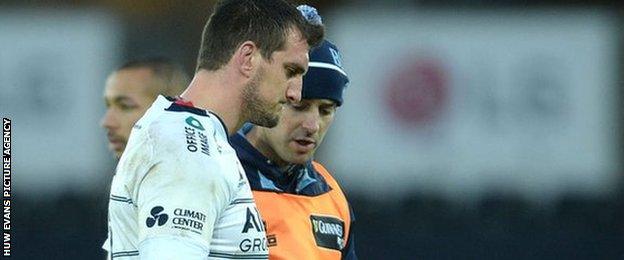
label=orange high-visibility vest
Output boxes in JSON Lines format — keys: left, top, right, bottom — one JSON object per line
{"left": 252, "top": 162, "right": 351, "bottom": 260}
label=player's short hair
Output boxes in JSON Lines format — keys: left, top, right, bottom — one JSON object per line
{"left": 116, "top": 57, "right": 190, "bottom": 97}
{"left": 196, "top": 0, "right": 325, "bottom": 72}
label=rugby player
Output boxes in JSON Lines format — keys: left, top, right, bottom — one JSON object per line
{"left": 103, "top": 0, "right": 324, "bottom": 259}
{"left": 231, "top": 7, "right": 356, "bottom": 259}
{"left": 101, "top": 57, "right": 189, "bottom": 159}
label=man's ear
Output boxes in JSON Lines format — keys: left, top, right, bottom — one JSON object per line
{"left": 235, "top": 41, "right": 258, "bottom": 78}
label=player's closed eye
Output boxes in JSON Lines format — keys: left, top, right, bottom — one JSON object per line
{"left": 290, "top": 102, "right": 309, "bottom": 111}
{"left": 284, "top": 64, "right": 305, "bottom": 79}
{"left": 319, "top": 106, "right": 335, "bottom": 116}
{"left": 285, "top": 67, "right": 297, "bottom": 78}
{"left": 117, "top": 102, "right": 138, "bottom": 111}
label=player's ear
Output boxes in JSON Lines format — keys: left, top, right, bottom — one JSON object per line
{"left": 235, "top": 41, "right": 258, "bottom": 78}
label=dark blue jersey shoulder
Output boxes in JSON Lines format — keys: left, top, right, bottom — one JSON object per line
{"left": 230, "top": 124, "right": 331, "bottom": 196}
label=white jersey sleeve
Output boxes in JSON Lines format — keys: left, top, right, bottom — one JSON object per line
{"left": 135, "top": 127, "right": 233, "bottom": 251}
{"left": 139, "top": 236, "right": 210, "bottom": 260}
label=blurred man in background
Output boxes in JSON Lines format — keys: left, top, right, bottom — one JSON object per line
{"left": 103, "top": 0, "right": 324, "bottom": 259}
{"left": 100, "top": 57, "right": 189, "bottom": 159}
{"left": 231, "top": 15, "right": 356, "bottom": 256}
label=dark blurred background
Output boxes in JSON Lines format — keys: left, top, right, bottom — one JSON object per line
{"left": 1, "top": 0, "right": 623, "bottom": 259}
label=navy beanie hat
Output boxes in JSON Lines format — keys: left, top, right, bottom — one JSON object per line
{"left": 302, "top": 40, "right": 349, "bottom": 106}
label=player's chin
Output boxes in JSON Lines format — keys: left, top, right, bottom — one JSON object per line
{"left": 288, "top": 154, "right": 309, "bottom": 165}
{"left": 266, "top": 114, "right": 279, "bottom": 128}
{"left": 250, "top": 113, "right": 279, "bottom": 128}
{"left": 288, "top": 149, "right": 314, "bottom": 164}
{"left": 108, "top": 145, "right": 119, "bottom": 153}
{"left": 108, "top": 144, "right": 125, "bottom": 159}
{"left": 113, "top": 150, "right": 124, "bottom": 159}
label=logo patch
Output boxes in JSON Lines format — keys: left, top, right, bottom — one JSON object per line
{"left": 329, "top": 48, "right": 343, "bottom": 67}
{"left": 267, "top": 234, "right": 277, "bottom": 247}
{"left": 184, "top": 126, "right": 210, "bottom": 156}
{"left": 242, "top": 207, "right": 265, "bottom": 233}
{"left": 185, "top": 116, "right": 205, "bottom": 131}
{"left": 146, "top": 206, "right": 168, "bottom": 227}
{"left": 171, "top": 208, "right": 207, "bottom": 234}
{"left": 310, "top": 215, "right": 345, "bottom": 251}
{"left": 183, "top": 116, "right": 210, "bottom": 156}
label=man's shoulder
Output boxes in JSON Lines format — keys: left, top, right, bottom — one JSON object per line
{"left": 142, "top": 108, "right": 221, "bottom": 148}
{"left": 311, "top": 161, "right": 346, "bottom": 193}
{"left": 137, "top": 96, "right": 220, "bottom": 138}
{"left": 311, "top": 161, "right": 334, "bottom": 176}
{"left": 117, "top": 110, "right": 235, "bottom": 192}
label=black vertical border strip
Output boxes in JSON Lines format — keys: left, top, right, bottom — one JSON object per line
{"left": 3, "top": 118, "right": 11, "bottom": 257}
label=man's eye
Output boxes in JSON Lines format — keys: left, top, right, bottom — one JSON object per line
{"left": 119, "top": 103, "right": 137, "bottom": 111}
{"left": 291, "top": 103, "right": 307, "bottom": 111}
{"left": 286, "top": 67, "right": 296, "bottom": 78}
{"left": 320, "top": 107, "right": 335, "bottom": 116}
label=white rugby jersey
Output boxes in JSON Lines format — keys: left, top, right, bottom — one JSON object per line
{"left": 103, "top": 96, "right": 268, "bottom": 259}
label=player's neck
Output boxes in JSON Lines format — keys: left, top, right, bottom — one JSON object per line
{"left": 246, "top": 128, "right": 289, "bottom": 170}
{"left": 181, "top": 69, "right": 244, "bottom": 135}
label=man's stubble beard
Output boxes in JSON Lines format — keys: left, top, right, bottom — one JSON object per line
{"left": 241, "top": 68, "right": 280, "bottom": 128}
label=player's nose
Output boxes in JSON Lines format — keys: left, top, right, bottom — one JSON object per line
{"left": 100, "top": 110, "right": 117, "bottom": 130}
{"left": 286, "top": 77, "right": 302, "bottom": 103}
{"left": 301, "top": 112, "right": 320, "bottom": 134}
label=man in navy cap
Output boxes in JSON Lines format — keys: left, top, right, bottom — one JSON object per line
{"left": 230, "top": 38, "right": 357, "bottom": 259}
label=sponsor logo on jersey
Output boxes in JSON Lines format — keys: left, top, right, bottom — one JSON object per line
{"left": 238, "top": 207, "right": 268, "bottom": 252}
{"left": 239, "top": 237, "right": 268, "bottom": 253}
{"left": 242, "top": 207, "right": 265, "bottom": 233}
{"left": 146, "top": 206, "right": 168, "bottom": 227}
{"left": 184, "top": 116, "right": 210, "bottom": 156}
{"left": 185, "top": 116, "right": 205, "bottom": 131}
{"left": 171, "top": 208, "right": 207, "bottom": 235}
{"left": 266, "top": 234, "right": 277, "bottom": 247}
{"left": 310, "top": 215, "right": 345, "bottom": 251}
